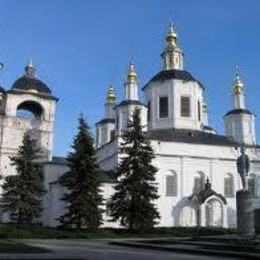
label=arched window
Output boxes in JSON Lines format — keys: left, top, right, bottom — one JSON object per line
{"left": 166, "top": 171, "right": 177, "bottom": 196}
{"left": 193, "top": 172, "right": 205, "bottom": 194}
{"left": 224, "top": 173, "right": 234, "bottom": 198}
{"left": 16, "top": 100, "right": 43, "bottom": 120}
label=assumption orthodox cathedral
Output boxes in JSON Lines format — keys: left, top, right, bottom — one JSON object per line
{"left": 0, "top": 25, "right": 260, "bottom": 228}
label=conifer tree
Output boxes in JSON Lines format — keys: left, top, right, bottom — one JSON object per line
{"left": 2, "top": 132, "right": 46, "bottom": 224}
{"left": 108, "top": 108, "right": 160, "bottom": 232}
{"left": 58, "top": 115, "right": 103, "bottom": 231}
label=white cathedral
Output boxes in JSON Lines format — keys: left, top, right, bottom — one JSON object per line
{"left": 0, "top": 25, "right": 260, "bottom": 228}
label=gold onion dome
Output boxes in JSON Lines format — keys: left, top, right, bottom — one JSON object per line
{"left": 233, "top": 73, "right": 244, "bottom": 94}
{"left": 166, "top": 23, "right": 178, "bottom": 47}
{"left": 106, "top": 85, "right": 116, "bottom": 103}
{"left": 127, "top": 62, "right": 137, "bottom": 82}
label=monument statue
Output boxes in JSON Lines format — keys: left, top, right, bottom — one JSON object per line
{"left": 236, "top": 145, "right": 250, "bottom": 190}
{"left": 236, "top": 144, "right": 255, "bottom": 237}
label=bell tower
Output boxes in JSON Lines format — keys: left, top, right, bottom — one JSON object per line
{"left": 224, "top": 70, "right": 256, "bottom": 145}
{"left": 0, "top": 61, "right": 57, "bottom": 177}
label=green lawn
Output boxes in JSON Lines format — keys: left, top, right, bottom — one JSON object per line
{"left": 0, "top": 224, "right": 236, "bottom": 239}
{"left": 0, "top": 240, "right": 50, "bottom": 253}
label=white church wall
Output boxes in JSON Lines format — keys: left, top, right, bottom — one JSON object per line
{"left": 41, "top": 141, "right": 260, "bottom": 228}
{"left": 101, "top": 183, "right": 120, "bottom": 228}
{"left": 145, "top": 80, "right": 174, "bottom": 130}
{"left": 42, "top": 162, "right": 120, "bottom": 228}
{"left": 224, "top": 113, "right": 256, "bottom": 145}
{"left": 42, "top": 163, "right": 69, "bottom": 227}
{"left": 173, "top": 80, "right": 203, "bottom": 130}
{"left": 95, "top": 135, "right": 260, "bottom": 228}
{"left": 115, "top": 104, "right": 147, "bottom": 135}
{"left": 147, "top": 140, "right": 260, "bottom": 227}
{"left": 144, "top": 79, "right": 203, "bottom": 131}
{"left": 96, "top": 122, "right": 115, "bottom": 148}
{"left": 96, "top": 138, "right": 119, "bottom": 171}
{"left": 0, "top": 115, "right": 54, "bottom": 178}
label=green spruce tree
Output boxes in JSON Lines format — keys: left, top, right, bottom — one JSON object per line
{"left": 58, "top": 115, "right": 103, "bottom": 230}
{"left": 108, "top": 108, "right": 160, "bottom": 232}
{"left": 2, "top": 132, "right": 46, "bottom": 224}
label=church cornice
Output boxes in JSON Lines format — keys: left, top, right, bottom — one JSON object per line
{"left": 7, "top": 89, "right": 59, "bottom": 101}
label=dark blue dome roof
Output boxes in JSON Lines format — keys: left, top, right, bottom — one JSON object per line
{"left": 11, "top": 75, "right": 52, "bottom": 95}
{"left": 142, "top": 69, "right": 204, "bottom": 90}
{"left": 225, "top": 108, "right": 253, "bottom": 117}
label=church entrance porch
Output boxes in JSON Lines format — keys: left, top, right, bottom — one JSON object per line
{"left": 187, "top": 179, "right": 227, "bottom": 228}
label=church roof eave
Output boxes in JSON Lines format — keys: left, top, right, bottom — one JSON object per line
{"left": 189, "top": 190, "right": 227, "bottom": 205}
{"left": 43, "top": 157, "right": 117, "bottom": 184}
{"left": 114, "top": 100, "right": 147, "bottom": 109}
{"left": 142, "top": 69, "right": 205, "bottom": 91}
{"left": 189, "top": 179, "right": 227, "bottom": 205}
{"left": 7, "top": 89, "right": 59, "bottom": 101}
{"left": 147, "top": 128, "right": 238, "bottom": 147}
{"left": 95, "top": 118, "right": 115, "bottom": 125}
{"left": 203, "top": 125, "right": 216, "bottom": 132}
{"left": 224, "top": 108, "right": 254, "bottom": 117}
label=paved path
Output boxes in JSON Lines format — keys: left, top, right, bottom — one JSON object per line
{"left": 0, "top": 239, "right": 241, "bottom": 259}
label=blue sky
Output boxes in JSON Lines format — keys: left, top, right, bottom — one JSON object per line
{"left": 0, "top": 0, "right": 260, "bottom": 156}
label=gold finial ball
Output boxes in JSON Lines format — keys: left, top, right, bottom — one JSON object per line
{"left": 127, "top": 62, "right": 137, "bottom": 82}
{"left": 106, "top": 85, "right": 116, "bottom": 103}
{"left": 166, "top": 23, "right": 178, "bottom": 44}
{"left": 233, "top": 71, "right": 244, "bottom": 94}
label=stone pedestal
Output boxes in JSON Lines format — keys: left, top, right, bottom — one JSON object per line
{"left": 254, "top": 208, "right": 260, "bottom": 234}
{"left": 236, "top": 190, "right": 255, "bottom": 237}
